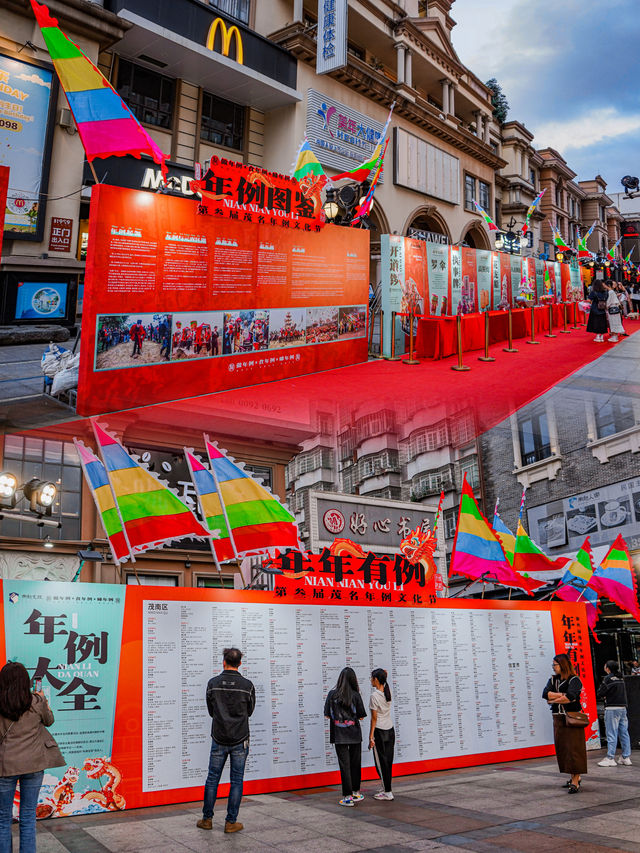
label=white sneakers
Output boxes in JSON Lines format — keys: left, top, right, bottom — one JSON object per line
{"left": 374, "top": 791, "right": 394, "bottom": 800}
{"left": 609, "top": 335, "right": 619, "bottom": 342}
{"left": 351, "top": 792, "right": 364, "bottom": 802}
{"left": 598, "top": 756, "right": 632, "bottom": 767}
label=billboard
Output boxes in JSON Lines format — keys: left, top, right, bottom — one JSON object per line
{"left": 14, "top": 281, "right": 68, "bottom": 320}
{"left": 1, "top": 579, "right": 597, "bottom": 818}
{"left": 0, "top": 53, "right": 55, "bottom": 240}
{"left": 77, "top": 185, "right": 369, "bottom": 415}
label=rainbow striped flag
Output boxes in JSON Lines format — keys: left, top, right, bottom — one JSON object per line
{"left": 75, "top": 440, "right": 130, "bottom": 565}
{"left": 30, "top": 0, "right": 167, "bottom": 178}
{"left": 351, "top": 137, "right": 389, "bottom": 225}
{"left": 513, "top": 520, "right": 570, "bottom": 574}
{"left": 450, "top": 479, "right": 544, "bottom": 593}
{"left": 590, "top": 535, "right": 640, "bottom": 622}
{"left": 291, "top": 137, "right": 327, "bottom": 183}
{"left": 92, "top": 422, "right": 208, "bottom": 553}
{"left": 521, "top": 189, "right": 545, "bottom": 235}
{"left": 555, "top": 537, "right": 600, "bottom": 635}
{"left": 472, "top": 200, "right": 500, "bottom": 231}
{"left": 607, "top": 236, "right": 623, "bottom": 261}
{"left": 549, "top": 221, "right": 570, "bottom": 252}
{"left": 330, "top": 103, "right": 394, "bottom": 183}
{"left": 184, "top": 449, "right": 235, "bottom": 566}
{"left": 492, "top": 512, "right": 516, "bottom": 565}
{"left": 204, "top": 437, "right": 299, "bottom": 556}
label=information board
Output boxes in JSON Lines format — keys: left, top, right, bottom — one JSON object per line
{"left": 1, "top": 580, "right": 598, "bottom": 819}
{"left": 77, "top": 185, "right": 369, "bottom": 415}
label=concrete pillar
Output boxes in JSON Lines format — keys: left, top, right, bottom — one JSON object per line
{"left": 440, "top": 79, "right": 450, "bottom": 115}
{"left": 449, "top": 84, "right": 456, "bottom": 117}
{"left": 521, "top": 150, "right": 528, "bottom": 178}
{"left": 404, "top": 49, "right": 413, "bottom": 88}
{"left": 474, "top": 111, "right": 483, "bottom": 138}
{"left": 293, "top": 0, "right": 304, "bottom": 22}
{"left": 483, "top": 116, "right": 491, "bottom": 144}
{"left": 395, "top": 44, "right": 406, "bottom": 85}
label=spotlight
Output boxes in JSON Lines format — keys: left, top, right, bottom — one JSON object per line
{"left": 43, "top": 535, "right": 54, "bottom": 549}
{"left": 337, "top": 183, "right": 358, "bottom": 209}
{"left": 621, "top": 175, "right": 640, "bottom": 193}
{"left": 0, "top": 472, "right": 18, "bottom": 508}
{"left": 185, "top": 554, "right": 192, "bottom": 570}
{"left": 22, "top": 478, "right": 57, "bottom": 515}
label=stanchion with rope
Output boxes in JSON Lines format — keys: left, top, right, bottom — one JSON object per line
{"left": 386, "top": 311, "right": 401, "bottom": 361}
{"left": 402, "top": 312, "right": 420, "bottom": 365}
{"left": 478, "top": 310, "right": 495, "bottom": 361}
{"left": 559, "top": 302, "right": 571, "bottom": 334}
{"left": 374, "top": 309, "right": 385, "bottom": 359}
{"left": 571, "top": 301, "right": 580, "bottom": 329}
{"left": 451, "top": 314, "right": 470, "bottom": 371}
{"left": 545, "top": 303, "right": 556, "bottom": 338}
{"left": 526, "top": 305, "right": 540, "bottom": 345}
{"left": 503, "top": 308, "right": 518, "bottom": 353}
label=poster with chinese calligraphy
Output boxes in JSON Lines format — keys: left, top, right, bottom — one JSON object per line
{"left": 77, "top": 185, "right": 369, "bottom": 415}
{"left": 491, "top": 251, "right": 502, "bottom": 309}
{"left": 475, "top": 249, "right": 492, "bottom": 311}
{"left": 449, "top": 247, "right": 462, "bottom": 314}
{"left": 535, "top": 259, "right": 545, "bottom": 300}
{"left": 460, "top": 248, "right": 478, "bottom": 313}
{"left": 425, "top": 243, "right": 449, "bottom": 315}
{"left": 380, "top": 234, "right": 405, "bottom": 357}
{"left": 3, "top": 581, "right": 125, "bottom": 817}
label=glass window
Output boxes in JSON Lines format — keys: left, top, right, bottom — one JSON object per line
{"left": 243, "top": 464, "right": 272, "bottom": 490}
{"left": 460, "top": 457, "right": 479, "bottom": 489}
{"left": 478, "top": 180, "right": 490, "bottom": 211}
{"left": 595, "top": 399, "right": 635, "bottom": 438}
{"left": 444, "top": 510, "right": 456, "bottom": 539}
{"left": 1, "top": 436, "right": 81, "bottom": 540}
{"left": 116, "top": 59, "right": 175, "bottom": 129}
{"left": 210, "top": 0, "right": 250, "bottom": 24}
{"left": 201, "top": 92, "right": 245, "bottom": 151}
{"left": 465, "top": 174, "right": 476, "bottom": 210}
{"left": 529, "top": 168, "right": 536, "bottom": 187}
{"left": 518, "top": 410, "right": 552, "bottom": 466}
{"left": 196, "top": 575, "right": 235, "bottom": 588}
{"left": 126, "top": 574, "right": 179, "bottom": 586}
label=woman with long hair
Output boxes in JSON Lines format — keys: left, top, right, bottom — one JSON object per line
{"left": 324, "top": 667, "right": 366, "bottom": 807}
{"left": 586, "top": 278, "right": 609, "bottom": 342}
{"left": 368, "top": 669, "right": 395, "bottom": 801}
{"left": 542, "top": 654, "right": 587, "bottom": 793}
{"left": 0, "top": 661, "right": 64, "bottom": 853}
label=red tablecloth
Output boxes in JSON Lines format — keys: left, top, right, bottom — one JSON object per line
{"left": 415, "top": 304, "right": 586, "bottom": 359}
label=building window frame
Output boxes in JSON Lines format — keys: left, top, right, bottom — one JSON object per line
{"left": 116, "top": 58, "right": 175, "bottom": 130}
{"left": 464, "top": 174, "right": 476, "bottom": 211}
{"left": 518, "top": 409, "right": 552, "bottom": 466}
{"left": 478, "top": 180, "right": 490, "bottom": 211}
{"left": 200, "top": 91, "right": 246, "bottom": 152}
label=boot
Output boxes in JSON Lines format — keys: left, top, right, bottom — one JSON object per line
{"left": 225, "top": 821, "right": 244, "bottom": 833}
{"left": 196, "top": 818, "right": 212, "bottom": 830}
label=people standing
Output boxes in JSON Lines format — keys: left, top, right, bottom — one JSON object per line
{"left": 130, "top": 320, "right": 146, "bottom": 357}
{"left": 0, "top": 661, "right": 65, "bottom": 853}
{"left": 605, "top": 283, "right": 625, "bottom": 343}
{"left": 586, "top": 278, "right": 608, "bottom": 342}
{"left": 197, "top": 648, "right": 255, "bottom": 834}
{"left": 324, "top": 667, "right": 366, "bottom": 807}
{"left": 542, "top": 654, "right": 587, "bottom": 793}
{"left": 368, "top": 669, "right": 395, "bottom": 801}
{"left": 597, "top": 660, "right": 632, "bottom": 767}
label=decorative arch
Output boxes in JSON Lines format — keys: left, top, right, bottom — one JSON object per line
{"left": 368, "top": 201, "right": 390, "bottom": 238}
{"left": 402, "top": 206, "right": 452, "bottom": 243}
{"left": 459, "top": 219, "right": 492, "bottom": 251}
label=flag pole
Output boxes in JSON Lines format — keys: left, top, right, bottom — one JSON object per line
{"left": 184, "top": 447, "right": 223, "bottom": 581}
{"left": 204, "top": 434, "right": 247, "bottom": 588}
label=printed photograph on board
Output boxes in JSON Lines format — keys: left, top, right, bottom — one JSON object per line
{"left": 171, "top": 312, "right": 223, "bottom": 360}
{"left": 306, "top": 306, "right": 339, "bottom": 344}
{"left": 95, "top": 313, "right": 172, "bottom": 370}
{"left": 268, "top": 307, "right": 306, "bottom": 349}
{"left": 223, "top": 310, "right": 256, "bottom": 354}
{"left": 15, "top": 281, "right": 67, "bottom": 320}
{"left": 338, "top": 306, "right": 367, "bottom": 339}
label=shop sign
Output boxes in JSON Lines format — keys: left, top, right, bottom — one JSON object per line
{"left": 316, "top": 0, "right": 348, "bottom": 75}
{"left": 205, "top": 17, "right": 243, "bottom": 64}
{"left": 307, "top": 89, "right": 385, "bottom": 175}
{"left": 191, "top": 156, "right": 325, "bottom": 230}
{"left": 48, "top": 217, "right": 73, "bottom": 253}
{"left": 408, "top": 227, "right": 449, "bottom": 245}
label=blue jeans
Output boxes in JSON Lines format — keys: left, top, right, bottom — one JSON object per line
{"left": 203, "top": 739, "right": 248, "bottom": 824}
{"left": 0, "top": 771, "right": 44, "bottom": 853}
{"left": 605, "top": 707, "right": 631, "bottom": 758}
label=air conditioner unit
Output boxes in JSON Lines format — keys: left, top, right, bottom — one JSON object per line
{"left": 58, "top": 108, "right": 75, "bottom": 129}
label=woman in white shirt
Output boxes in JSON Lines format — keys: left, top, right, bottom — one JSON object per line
{"left": 368, "top": 668, "right": 395, "bottom": 800}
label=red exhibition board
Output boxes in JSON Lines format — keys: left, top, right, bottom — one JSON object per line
{"left": 77, "top": 185, "right": 370, "bottom": 415}
{"left": 111, "top": 588, "right": 597, "bottom": 811}
{"left": 0, "top": 165, "right": 9, "bottom": 257}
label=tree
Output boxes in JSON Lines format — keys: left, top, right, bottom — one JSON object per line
{"left": 485, "top": 78, "right": 509, "bottom": 126}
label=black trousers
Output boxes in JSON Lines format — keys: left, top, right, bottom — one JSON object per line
{"left": 373, "top": 727, "right": 395, "bottom": 792}
{"left": 334, "top": 743, "right": 361, "bottom": 796}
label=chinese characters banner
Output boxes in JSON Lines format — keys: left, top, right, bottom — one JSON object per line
{"left": 2, "top": 580, "right": 597, "bottom": 818}
{"left": 77, "top": 185, "right": 369, "bottom": 415}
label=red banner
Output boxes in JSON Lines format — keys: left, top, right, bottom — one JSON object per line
{"left": 77, "top": 185, "right": 369, "bottom": 415}
{"left": 0, "top": 166, "right": 8, "bottom": 258}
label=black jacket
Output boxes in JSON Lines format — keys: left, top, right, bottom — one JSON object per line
{"left": 597, "top": 673, "right": 627, "bottom": 708}
{"left": 206, "top": 670, "right": 256, "bottom": 746}
{"left": 324, "top": 688, "right": 366, "bottom": 745}
{"left": 542, "top": 674, "right": 583, "bottom": 713}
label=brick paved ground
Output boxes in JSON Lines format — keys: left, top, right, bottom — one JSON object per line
{"left": 20, "top": 750, "right": 640, "bottom": 852}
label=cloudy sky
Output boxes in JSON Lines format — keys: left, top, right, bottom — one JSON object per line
{"left": 451, "top": 0, "right": 638, "bottom": 193}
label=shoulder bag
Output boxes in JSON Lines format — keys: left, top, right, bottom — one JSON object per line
{"left": 608, "top": 304, "right": 621, "bottom": 315}
{"left": 562, "top": 676, "right": 589, "bottom": 727}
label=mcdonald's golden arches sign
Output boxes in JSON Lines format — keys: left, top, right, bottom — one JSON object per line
{"left": 206, "top": 18, "right": 243, "bottom": 64}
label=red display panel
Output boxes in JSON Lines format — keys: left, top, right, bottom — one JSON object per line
{"left": 77, "top": 185, "right": 369, "bottom": 415}
{"left": 0, "top": 166, "right": 8, "bottom": 258}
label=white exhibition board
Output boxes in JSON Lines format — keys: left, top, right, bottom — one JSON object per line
{"left": 142, "top": 600, "right": 556, "bottom": 792}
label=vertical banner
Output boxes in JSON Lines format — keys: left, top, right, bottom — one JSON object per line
{"left": 560, "top": 263, "right": 571, "bottom": 301}
{"left": 535, "top": 258, "right": 545, "bottom": 301}
{"left": 380, "top": 234, "right": 404, "bottom": 356}
{"left": 426, "top": 243, "right": 449, "bottom": 314}
{"left": 460, "top": 248, "right": 478, "bottom": 313}
{"left": 569, "top": 262, "right": 583, "bottom": 299}
{"left": 499, "top": 253, "right": 512, "bottom": 307}
{"left": 449, "top": 246, "right": 462, "bottom": 314}
{"left": 554, "top": 262, "right": 562, "bottom": 299}
{"left": 510, "top": 255, "right": 523, "bottom": 298}
{"left": 316, "top": 0, "right": 348, "bottom": 74}
{"left": 0, "top": 165, "right": 8, "bottom": 258}
{"left": 476, "top": 249, "right": 492, "bottom": 311}
{"left": 403, "top": 237, "right": 427, "bottom": 333}
{"left": 491, "top": 251, "right": 502, "bottom": 309}
{"left": 3, "top": 581, "right": 125, "bottom": 816}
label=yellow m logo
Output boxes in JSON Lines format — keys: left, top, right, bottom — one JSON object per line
{"left": 206, "top": 18, "right": 244, "bottom": 65}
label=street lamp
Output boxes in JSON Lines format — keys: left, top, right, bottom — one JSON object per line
{"left": 495, "top": 216, "right": 527, "bottom": 255}
{"left": 322, "top": 188, "right": 339, "bottom": 222}
{"left": 22, "top": 478, "right": 57, "bottom": 515}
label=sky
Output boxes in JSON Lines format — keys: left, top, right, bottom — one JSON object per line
{"left": 450, "top": 0, "right": 640, "bottom": 193}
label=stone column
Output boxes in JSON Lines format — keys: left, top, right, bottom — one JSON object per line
{"left": 474, "top": 111, "right": 483, "bottom": 138}
{"left": 440, "top": 79, "right": 450, "bottom": 115}
{"left": 483, "top": 116, "right": 491, "bottom": 143}
{"left": 404, "top": 48, "right": 413, "bottom": 88}
{"left": 293, "top": 0, "right": 304, "bottom": 22}
{"left": 521, "top": 149, "right": 528, "bottom": 178}
{"left": 395, "top": 44, "right": 406, "bottom": 85}
{"left": 449, "top": 83, "right": 456, "bottom": 117}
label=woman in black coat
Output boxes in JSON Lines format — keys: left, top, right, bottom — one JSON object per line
{"left": 542, "top": 654, "right": 587, "bottom": 793}
{"left": 586, "top": 279, "right": 608, "bottom": 341}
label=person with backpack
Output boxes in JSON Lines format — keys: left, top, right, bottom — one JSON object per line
{"left": 368, "top": 669, "right": 395, "bottom": 800}
{"left": 324, "top": 667, "right": 366, "bottom": 807}
{"left": 597, "top": 660, "right": 632, "bottom": 767}
{"left": 586, "top": 278, "right": 608, "bottom": 342}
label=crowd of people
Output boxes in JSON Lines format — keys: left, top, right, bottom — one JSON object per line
{"left": 172, "top": 321, "right": 221, "bottom": 358}
{"left": 586, "top": 278, "right": 636, "bottom": 343}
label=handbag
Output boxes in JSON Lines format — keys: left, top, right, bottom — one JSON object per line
{"left": 608, "top": 304, "right": 621, "bottom": 315}
{"left": 565, "top": 710, "right": 590, "bottom": 728}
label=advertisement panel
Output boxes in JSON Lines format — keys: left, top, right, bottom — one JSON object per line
{"left": 380, "top": 234, "right": 404, "bottom": 357}
{"left": 449, "top": 246, "right": 462, "bottom": 314}
{"left": 491, "top": 251, "right": 502, "bottom": 308}
{"left": 426, "top": 243, "right": 449, "bottom": 314}
{"left": 316, "top": 0, "right": 348, "bottom": 74}
{"left": 535, "top": 258, "right": 545, "bottom": 300}
{"left": 1, "top": 580, "right": 598, "bottom": 817}
{"left": 461, "top": 247, "right": 478, "bottom": 313}
{"left": 475, "top": 249, "right": 492, "bottom": 311}
{"left": 0, "top": 53, "right": 55, "bottom": 240}
{"left": 15, "top": 281, "right": 68, "bottom": 320}
{"left": 78, "top": 185, "right": 369, "bottom": 415}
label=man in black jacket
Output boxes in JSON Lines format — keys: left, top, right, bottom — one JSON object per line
{"left": 597, "top": 660, "right": 632, "bottom": 767}
{"left": 197, "top": 648, "right": 256, "bottom": 833}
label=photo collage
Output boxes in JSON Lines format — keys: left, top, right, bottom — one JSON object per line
{"left": 94, "top": 305, "right": 367, "bottom": 371}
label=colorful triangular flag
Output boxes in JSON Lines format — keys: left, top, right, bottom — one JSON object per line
{"left": 513, "top": 520, "right": 570, "bottom": 574}
{"left": 590, "top": 535, "right": 640, "bottom": 622}
{"left": 472, "top": 199, "right": 500, "bottom": 231}
{"left": 330, "top": 102, "right": 395, "bottom": 182}
{"left": 554, "top": 537, "right": 600, "bottom": 636}
{"left": 184, "top": 448, "right": 236, "bottom": 567}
